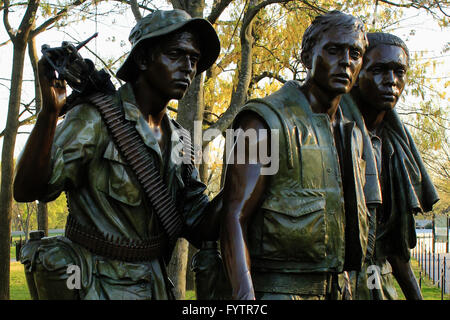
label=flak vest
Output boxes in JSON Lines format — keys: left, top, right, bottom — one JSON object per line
{"left": 237, "top": 81, "right": 371, "bottom": 274}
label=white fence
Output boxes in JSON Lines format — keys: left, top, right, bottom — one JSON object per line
{"left": 412, "top": 229, "right": 449, "bottom": 297}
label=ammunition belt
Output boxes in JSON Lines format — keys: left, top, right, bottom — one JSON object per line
{"left": 88, "top": 92, "right": 184, "bottom": 245}
{"left": 365, "top": 207, "right": 377, "bottom": 262}
{"left": 176, "top": 125, "right": 195, "bottom": 186}
{"left": 65, "top": 215, "right": 166, "bottom": 262}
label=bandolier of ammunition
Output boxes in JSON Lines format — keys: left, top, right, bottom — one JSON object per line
{"left": 65, "top": 215, "right": 166, "bottom": 262}
{"left": 176, "top": 124, "right": 195, "bottom": 187}
{"left": 88, "top": 92, "right": 184, "bottom": 244}
{"left": 365, "top": 210, "right": 377, "bottom": 262}
{"left": 64, "top": 92, "right": 197, "bottom": 262}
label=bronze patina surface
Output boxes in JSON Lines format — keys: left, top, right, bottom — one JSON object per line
{"left": 219, "top": 11, "right": 381, "bottom": 300}
{"left": 14, "top": 9, "right": 221, "bottom": 300}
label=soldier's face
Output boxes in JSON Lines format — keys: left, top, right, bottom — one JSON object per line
{"left": 308, "top": 28, "right": 365, "bottom": 95}
{"left": 357, "top": 44, "right": 408, "bottom": 111}
{"left": 144, "top": 31, "right": 201, "bottom": 100}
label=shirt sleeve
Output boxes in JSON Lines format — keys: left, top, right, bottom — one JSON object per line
{"left": 180, "top": 164, "right": 211, "bottom": 247}
{"left": 38, "top": 104, "right": 102, "bottom": 202}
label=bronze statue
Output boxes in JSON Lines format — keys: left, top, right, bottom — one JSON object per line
{"left": 219, "top": 11, "right": 381, "bottom": 300}
{"left": 13, "top": 9, "right": 221, "bottom": 300}
{"left": 341, "top": 32, "right": 440, "bottom": 300}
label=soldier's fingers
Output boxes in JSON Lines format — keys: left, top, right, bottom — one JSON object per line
{"left": 53, "top": 79, "right": 66, "bottom": 89}
{"left": 38, "top": 59, "right": 57, "bottom": 81}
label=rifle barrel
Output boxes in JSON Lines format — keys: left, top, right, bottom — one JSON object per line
{"left": 76, "top": 32, "right": 99, "bottom": 50}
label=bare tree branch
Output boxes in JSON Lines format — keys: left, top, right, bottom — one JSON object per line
{"left": 130, "top": 0, "right": 143, "bottom": 21}
{"left": 3, "top": 0, "right": 15, "bottom": 40}
{"left": 207, "top": 0, "right": 233, "bottom": 24}
{"left": 111, "top": 0, "right": 156, "bottom": 12}
{"left": 167, "top": 106, "right": 178, "bottom": 114}
{"left": 435, "top": 0, "right": 450, "bottom": 17}
{"left": 18, "top": 115, "right": 37, "bottom": 128}
{"left": 204, "top": 110, "right": 221, "bottom": 119}
{"left": 19, "top": 98, "right": 36, "bottom": 117}
{"left": 0, "top": 38, "right": 11, "bottom": 47}
{"left": 379, "top": 0, "right": 450, "bottom": 18}
{"left": 251, "top": 71, "right": 287, "bottom": 86}
{"left": 242, "top": 0, "right": 291, "bottom": 31}
{"left": 17, "top": 0, "right": 40, "bottom": 40}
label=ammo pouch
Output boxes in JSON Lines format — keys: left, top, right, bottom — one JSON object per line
{"left": 20, "top": 231, "right": 85, "bottom": 300}
{"left": 191, "top": 241, "right": 231, "bottom": 300}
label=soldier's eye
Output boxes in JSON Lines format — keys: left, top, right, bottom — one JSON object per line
{"left": 326, "top": 46, "right": 338, "bottom": 54}
{"left": 190, "top": 55, "right": 199, "bottom": 64}
{"left": 396, "top": 68, "right": 406, "bottom": 77}
{"left": 167, "top": 50, "right": 181, "bottom": 58}
{"left": 350, "top": 49, "right": 361, "bottom": 59}
{"left": 371, "top": 66, "right": 382, "bottom": 74}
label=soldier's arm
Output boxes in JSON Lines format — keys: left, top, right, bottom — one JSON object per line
{"left": 180, "top": 168, "right": 222, "bottom": 247}
{"left": 388, "top": 254, "right": 423, "bottom": 300}
{"left": 220, "top": 112, "right": 270, "bottom": 300}
{"left": 13, "top": 58, "right": 66, "bottom": 202}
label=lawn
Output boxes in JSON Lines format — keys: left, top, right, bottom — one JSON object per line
{"left": 395, "top": 258, "right": 449, "bottom": 300}
{"left": 9, "top": 257, "right": 449, "bottom": 300}
{"left": 10, "top": 262, "right": 31, "bottom": 300}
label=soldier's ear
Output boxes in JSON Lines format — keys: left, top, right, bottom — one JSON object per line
{"left": 301, "top": 50, "right": 312, "bottom": 70}
{"left": 133, "top": 47, "right": 148, "bottom": 71}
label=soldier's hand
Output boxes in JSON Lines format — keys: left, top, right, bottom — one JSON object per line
{"left": 38, "top": 56, "right": 66, "bottom": 115}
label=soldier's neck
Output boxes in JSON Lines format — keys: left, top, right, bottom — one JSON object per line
{"left": 131, "top": 82, "right": 168, "bottom": 128}
{"left": 301, "top": 79, "right": 341, "bottom": 122}
{"left": 351, "top": 88, "right": 386, "bottom": 132}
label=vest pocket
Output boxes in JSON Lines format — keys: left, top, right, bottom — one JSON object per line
{"left": 300, "top": 148, "right": 324, "bottom": 189}
{"left": 97, "top": 141, "right": 142, "bottom": 206}
{"left": 260, "top": 196, "right": 326, "bottom": 263}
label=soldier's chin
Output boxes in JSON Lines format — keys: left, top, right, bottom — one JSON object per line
{"left": 172, "top": 88, "right": 188, "bottom": 100}
{"left": 332, "top": 85, "right": 350, "bottom": 95}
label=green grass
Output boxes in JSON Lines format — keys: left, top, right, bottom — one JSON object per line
{"left": 10, "top": 260, "right": 197, "bottom": 300}
{"left": 11, "top": 245, "right": 16, "bottom": 260}
{"left": 9, "top": 251, "right": 449, "bottom": 300}
{"left": 10, "top": 262, "right": 31, "bottom": 300}
{"left": 394, "top": 258, "right": 450, "bottom": 300}
{"left": 185, "top": 290, "right": 196, "bottom": 300}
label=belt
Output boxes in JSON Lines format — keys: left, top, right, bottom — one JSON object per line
{"left": 65, "top": 215, "right": 167, "bottom": 262}
{"left": 252, "top": 271, "right": 332, "bottom": 296}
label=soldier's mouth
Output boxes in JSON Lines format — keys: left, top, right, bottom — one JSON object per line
{"left": 174, "top": 79, "right": 191, "bottom": 86}
{"left": 380, "top": 92, "right": 396, "bottom": 101}
{"left": 332, "top": 73, "right": 351, "bottom": 82}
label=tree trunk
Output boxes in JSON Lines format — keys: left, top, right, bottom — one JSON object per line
{"left": 0, "top": 0, "right": 40, "bottom": 300}
{"left": 167, "top": 238, "right": 189, "bottom": 299}
{"left": 37, "top": 202, "right": 48, "bottom": 236}
{"left": 0, "top": 40, "right": 29, "bottom": 300}
{"left": 186, "top": 243, "right": 197, "bottom": 291}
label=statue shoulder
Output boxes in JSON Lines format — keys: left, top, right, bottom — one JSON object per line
{"left": 63, "top": 100, "right": 103, "bottom": 123}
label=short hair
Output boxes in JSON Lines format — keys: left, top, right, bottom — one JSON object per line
{"left": 301, "top": 10, "right": 368, "bottom": 67}
{"left": 366, "top": 32, "right": 410, "bottom": 65}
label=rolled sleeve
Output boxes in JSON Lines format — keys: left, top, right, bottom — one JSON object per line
{"left": 39, "top": 104, "right": 101, "bottom": 202}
